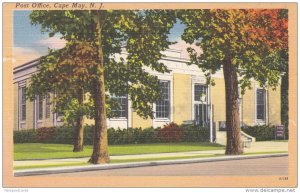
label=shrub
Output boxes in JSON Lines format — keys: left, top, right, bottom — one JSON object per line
{"left": 13, "top": 123, "right": 211, "bottom": 144}
{"left": 52, "top": 126, "right": 74, "bottom": 144}
{"left": 138, "top": 127, "right": 160, "bottom": 143}
{"left": 158, "top": 122, "right": 182, "bottom": 143}
{"left": 242, "top": 124, "right": 275, "bottom": 141}
{"left": 83, "top": 125, "right": 94, "bottom": 145}
{"left": 181, "top": 124, "right": 210, "bottom": 142}
{"left": 13, "top": 129, "right": 37, "bottom": 143}
{"left": 107, "top": 127, "right": 159, "bottom": 145}
{"left": 36, "top": 127, "right": 56, "bottom": 143}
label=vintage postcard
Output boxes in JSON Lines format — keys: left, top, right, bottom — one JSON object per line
{"left": 2, "top": 2, "right": 297, "bottom": 189}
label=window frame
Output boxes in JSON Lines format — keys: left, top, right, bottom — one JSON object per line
{"left": 193, "top": 83, "right": 209, "bottom": 126}
{"left": 110, "top": 95, "right": 128, "bottom": 119}
{"left": 37, "top": 95, "right": 44, "bottom": 121}
{"left": 155, "top": 80, "right": 171, "bottom": 120}
{"left": 18, "top": 83, "right": 26, "bottom": 126}
{"left": 256, "top": 88, "right": 267, "bottom": 123}
{"left": 45, "top": 94, "right": 51, "bottom": 119}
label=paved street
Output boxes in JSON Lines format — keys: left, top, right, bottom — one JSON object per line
{"left": 46, "top": 156, "right": 288, "bottom": 176}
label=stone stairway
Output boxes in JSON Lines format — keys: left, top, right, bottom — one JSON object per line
{"left": 216, "top": 130, "right": 227, "bottom": 145}
{"left": 215, "top": 130, "right": 256, "bottom": 147}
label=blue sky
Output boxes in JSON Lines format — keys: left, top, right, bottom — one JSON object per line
{"left": 13, "top": 10, "right": 186, "bottom": 66}
{"left": 14, "top": 11, "right": 49, "bottom": 54}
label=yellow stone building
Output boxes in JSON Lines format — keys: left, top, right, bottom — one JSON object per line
{"left": 13, "top": 48, "right": 281, "bottom": 144}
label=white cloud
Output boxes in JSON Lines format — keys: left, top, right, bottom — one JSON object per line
{"left": 36, "top": 36, "right": 66, "bottom": 50}
{"left": 12, "top": 36, "right": 66, "bottom": 67}
{"left": 12, "top": 47, "right": 43, "bottom": 67}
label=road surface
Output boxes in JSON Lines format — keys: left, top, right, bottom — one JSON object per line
{"left": 47, "top": 156, "right": 288, "bottom": 176}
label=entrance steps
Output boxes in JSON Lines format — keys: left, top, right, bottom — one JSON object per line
{"left": 216, "top": 130, "right": 227, "bottom": 145}
{"left": 215, "top": 130, "right": 256, "bottom": 147}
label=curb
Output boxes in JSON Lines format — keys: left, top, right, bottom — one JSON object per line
{"left": 14, "top": 153, "right": 288, "bottom": 177}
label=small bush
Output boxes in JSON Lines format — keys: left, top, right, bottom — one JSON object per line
{"left": 242, "top": 124, "right": 276, "bottom": 141}
{"left": 181, "top": 124, "right": 210, "bottom": 142}
{"left": 36, "top": 127, "right": 56, "bottom": 143}
{"left": 139, "top": 127, "right": 160, "bottom": 143}
{"left": 158, "top": 122, "right": 182, "bottom": 143}
{"left": 83, "top": 125, "right": 94, "bottom": 145}
{"left": 107, "top": 127, "right": 159, "bottom": 145}
{"left": 13, "top": 129, "right": 37, "bottom": 143}
{"left": 52, "top": 127, "right": 74, "bottom": 144}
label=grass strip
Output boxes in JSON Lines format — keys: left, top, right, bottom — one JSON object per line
{"left": 14, "top": 142, "right": 225, "bottom": 161}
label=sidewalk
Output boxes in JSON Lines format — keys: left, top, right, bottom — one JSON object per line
{"left": 14, "top": 141, "right": 288, "bottom": 168}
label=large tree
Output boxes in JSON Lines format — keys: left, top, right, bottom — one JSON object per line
{"left": 27, "top": 43, "right": 96, "bottom": 152}
{"left": 179, "top": 9, "right": 288, "bottom": 154}
{"left": 30, "top": 10, "right": 176, "bottom": 163}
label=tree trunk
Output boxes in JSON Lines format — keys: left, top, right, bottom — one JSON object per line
{"left": 281, "top": 65, "right": 288, "bottom": 138}
{"left": 223, "top": 58, "right": 244, "bottom": 155}
{"left": 89, "top": 11, "right": 110, "bottom": 164}
{"left": 73, "top": 88, "right": 85, "bottom": 152}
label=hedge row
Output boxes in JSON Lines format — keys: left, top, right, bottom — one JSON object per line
{"left": 13, "top": 123, "right": 210, "bottom": 145}
{"left": 241, "top": 124, "right": 277, "bottom": 141}
{"left": 14, "top": 123, "right": 283, "bottom": 144}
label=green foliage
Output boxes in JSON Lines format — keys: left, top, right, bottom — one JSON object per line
{"left": 14, "top": 124, "right": 210, "bottom": 144}
{"left": 178, "top": 9, "right": 288, "bottom": 93}
{"left": 178, "top": 10, "right": 288, "bottom": 153}
{"left": 60, "top": 98, "right": 94, "bottom": 125}
{"left": 181, "top": 124, "right": 210, "bottom": 142}
{"left": 242, "top": 125, "right": 276, "bottom": 141}
{"left": 51, "top": 127, "right": 76, "bottom": 144}
{"left": 29, "top": 10, "right": 177, "bottom": 120}
{"left": 13, "top": 130, "right": 37, "bottom": 143}
{"left": 107, "top": 127, "right": 159, "bottom": 144}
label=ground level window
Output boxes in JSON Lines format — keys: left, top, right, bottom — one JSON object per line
{"left": 45, "top": 94, "right": 51, "bottom": 118}
{"left": 256, "top": 89, "right": 266, "bottom": 121}
{"left": 194, "top": 84, "right": 208, "bottom": 126}
{"left": 19, "top": 86, "right": 26, "bottom": 121}
{"left": 156, "top": 80, "right": 170, "bottom": 119}
{"left": 37, "top": 95, "right": 44, "bottom": 120}
{"left": 111, "top": 95, "right": 128, "bottom": 118}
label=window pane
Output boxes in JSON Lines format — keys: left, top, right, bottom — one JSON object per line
{"left": 38, "top": 96, "right": 43, "bottom": 120}
{"left": 46, "top": 94, "right": 51, "bottom": 118}
{"left": 20, "top": 87, "right": 26, "bottom": 121}
{"left": 257, "top": 105, "right": 265, "bottom": 120}
{"left": 256, "top": 89, "right": 266, "bottom": 120}
{"left": 21, "top": 87, "right": 26, "bottom": 104}
{"left": 195, "top": 104, "right": 207, "bottom": 126}
{"left": 111, "top": 95, "right": 128, "bottom": 118}
{"left": 257, "top": 89, "right": 265, "bottom": 105}
{"left": 156, "top": 81, "right": 170, "bottom": 119}
{"left": 194, "top": 85, "right": 207, "bottom": 102}
{"left": 21, "top": 104, "right": 26, "bottom": 121}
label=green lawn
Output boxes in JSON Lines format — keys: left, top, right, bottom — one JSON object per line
{"left": 14, "top": 142, "right": 224, "bottom": 161}
{"left": 272, "top": 140, "right": 289, "bottom": 142}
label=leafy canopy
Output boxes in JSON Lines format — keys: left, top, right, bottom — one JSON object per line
{"left": 179, "top": 9, "right": 288, "bottom": 93}
{"left": 28, "top": 10, "right": 176, "bottom": 119}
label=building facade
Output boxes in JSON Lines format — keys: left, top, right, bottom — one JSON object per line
{"left": 13, "top": 48, "right": 282, "bottom": 143}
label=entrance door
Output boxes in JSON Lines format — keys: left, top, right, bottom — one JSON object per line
{"left": 194, "top": 104, "right": 208, "bottom": 126}
{"left": 193, "top": 84, "right": 209, "bottom": 126}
